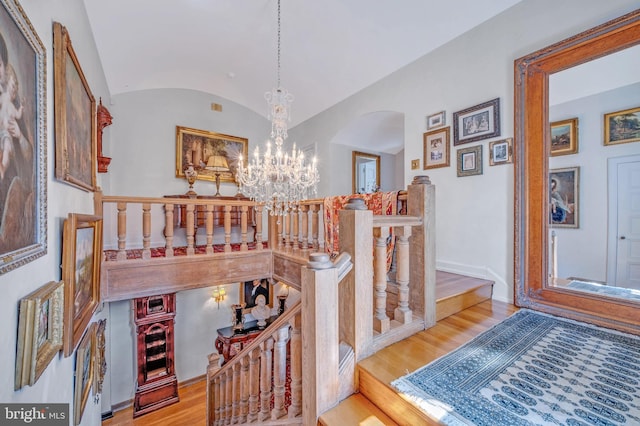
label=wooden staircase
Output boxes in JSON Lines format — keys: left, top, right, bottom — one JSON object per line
{"left": 319, "top": 274, "right": 498, "bottom": 426}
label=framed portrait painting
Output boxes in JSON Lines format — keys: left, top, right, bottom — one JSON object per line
{"left": 604, "top": 106, "right": 640, "bottom": 146}
{"left": 550, "top": 118, "right": 578, "bottom": 156}
{"left": 489, "top": 138, "right": 513, "bottom": 166}
{"left": 62, "top": 213, "right": 103, "bottom": 356}
{"left": 453, "top": 98, "right": 501, "bottom": 145}
{"left": 423, "top": 127, "right": 450, "bottom": 170}
{"left": 456, "top": 145, "right": 483, "bottom": 177}
{"left": 0, "top": 0, "right": 47, "bottom": 275}
{"left": 175, "top": 126, "right": 248, "bottom": 184}
{"left": 240, "top": 279, "right": 273, "bottom": 310}
{"left": 74, "top": 323, "right": 96, "bottom": 425}
{"left": 53, "top": 22, "right": 97, "bottom": 192}
{"left": 549, "top": 167, "right": 579, "bottom": 228}
{"left": 15, "top": 280, "right": 64, "bottom": 390}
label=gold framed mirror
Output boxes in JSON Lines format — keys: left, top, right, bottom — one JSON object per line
{"left": 515, "top": 9, "right": 640, "bottom": 333}
{"left": 352, "top": 151, "right": 380, "bottom": 194}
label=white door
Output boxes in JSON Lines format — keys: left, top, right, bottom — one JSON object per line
{"left": 614, "top": 159, "right": 640, "bottom": 290}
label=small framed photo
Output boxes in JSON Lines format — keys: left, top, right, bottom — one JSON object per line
{"left": 62, "top": 213, "right": 103, "bottom": 357}
{"left": 74, "top": 323, "right": 96, "bottom": 425}
{"left": 15, "top": 281, "right": 64, "bottom": 390}
{"left": 53, "top": 22, "right": 97, "bottom": 192}
{"left": 550, "top": 167, "right": 579, "bottom": 228}
{"left": 453, "top": 98, "right": 500, "bottom": 145}
{"left": 604, "top": 106, "right": 640, "bottom": 146}
{"left": 550, "top": 118, "right": 579, "bottom": 156}
{"left": 423, "top": 127, "right": 450, "bottom": 170}
{"left": 456, "top": 145, "right": 483, "bottom": 177}
{"left": 426, "top": 110, "right": 446, "bottom": 130}
{"left": 489, "top": 138, "right": 513, "bottom": 166}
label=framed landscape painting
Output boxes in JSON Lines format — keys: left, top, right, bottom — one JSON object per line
{"left": 0, "top": 0, "right": 47, "bottom": 274}
{"left": 74, "top": 323, "right": 96, "bottom": 425}
{"left": 453, "top": 98, "right": 500, "bottom": 145}
{"left": 62, "top": 213, "right": 103, "bottom": 356}
{"left": 175, "top": 126, "right": 248, "bottom": 184}
{"left": 53, "top": 22, "right": 96, "bottom": 192}
{"left": 550, "top": 118, "right": 578, "bottom": 156}
{"left": 604, "top": 106, "right": 640, "bottom": 146}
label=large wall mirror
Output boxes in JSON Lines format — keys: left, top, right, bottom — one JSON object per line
{"left": 352, "top": 151, "right": 380, "bottom": 194}
{"left": 515, "top": 9, "right": 640, "bottom": 333}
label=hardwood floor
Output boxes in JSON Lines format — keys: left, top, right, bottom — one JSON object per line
{"left": 102, "top": 379, "right": 206, "bottom": 426}
{"left": 104, "top": 299, "right": 517, "bottom": 426}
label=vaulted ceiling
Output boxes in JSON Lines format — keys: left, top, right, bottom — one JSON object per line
{"left": 84, "top": 0, "right": 522, "bottom": 129}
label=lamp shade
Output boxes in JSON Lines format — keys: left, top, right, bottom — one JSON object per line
{"left": 205, "top": 155, "right": 229, "bottom": 172}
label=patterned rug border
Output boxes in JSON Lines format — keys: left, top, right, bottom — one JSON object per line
{"left": 391, "top": 309, "right": 640, "bottom": 426}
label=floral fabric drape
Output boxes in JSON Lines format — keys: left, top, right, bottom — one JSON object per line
{"left": 323, "top": 191, "right": 398, "bottom": 271}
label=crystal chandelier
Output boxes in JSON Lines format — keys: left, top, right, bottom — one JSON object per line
{"left": 236, "top": 0, "right": 319, "bottom": 216}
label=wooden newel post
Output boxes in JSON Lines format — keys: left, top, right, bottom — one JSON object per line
{"left": 408, "top": 175, "right": 436, "bottom": 328}
{"left": 302, "top": 253, "right": 340, "bottom": 425}
{"left": 339, "top": 201, "right": 374, "bottom": 361}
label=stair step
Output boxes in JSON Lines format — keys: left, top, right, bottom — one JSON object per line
{"left": 435, "top": 271, "right": 493, "bottom": 321}
{"left": 319, "top": 393, "right": 399, "bottom": 426}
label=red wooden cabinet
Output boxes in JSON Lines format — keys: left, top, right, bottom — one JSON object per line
{"left": 133, "top": 294, "right": 179, "bottom": 417}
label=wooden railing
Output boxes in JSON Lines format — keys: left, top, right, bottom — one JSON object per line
{"left": 205, "top": 176, "right": 435, "bottom": 424}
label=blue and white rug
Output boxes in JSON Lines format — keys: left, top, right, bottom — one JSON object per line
{"left": 391, "top": 309, "right": 640, "bottom": 425}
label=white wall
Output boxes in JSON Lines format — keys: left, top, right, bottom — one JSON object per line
{"left": 288, "top": 0, "right": 640, "bottom": 303}
{"left": 550, "top": 83, "right": 640, "bottom": 282}
{"left": 0, "top": 1, "right": 110, "bottom": 425}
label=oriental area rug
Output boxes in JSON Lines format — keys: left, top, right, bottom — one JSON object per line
{"left": 391, "top": 309, "right": 640, "bottom": 426}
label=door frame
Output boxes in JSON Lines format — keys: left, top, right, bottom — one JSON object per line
{"left": 606, "top": 154, "right": 640, "bottom": 285}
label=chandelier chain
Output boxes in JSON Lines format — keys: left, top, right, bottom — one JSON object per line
{"left": 277, "top": 0, "right": 281, "bottom": 89}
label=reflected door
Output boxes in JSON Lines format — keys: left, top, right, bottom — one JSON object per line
{"left": 615, "top": 160, "right": 640, "bottom": 290}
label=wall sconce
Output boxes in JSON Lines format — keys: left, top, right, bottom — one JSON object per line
{"left": 213, "top": 287, "right": 226, "bottom": 309}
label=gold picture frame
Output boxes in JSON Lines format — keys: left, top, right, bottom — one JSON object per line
{"left": 62, "top": 213, "right": 103, "bottom": 357}
{"left": 74, "top": 323, "right": 96, "bottom": 425}
{"left": 15, "top": 280, "right": 64, "bottom": 390}
{"left": 550, "top": 118, "right": 578, "bottom": 156}
{"left": 0, "top": 0, "right": 48, "bottom": 274}
{"left": 489, "top": 138, "right": 513, "bottom": 166}
{"left": 604, "top": 106, "right": 640, "bottom": 146}
{"left": 175, "top": 126, "right": 248, "bottom": 183}
{"left": 94, "top": 319, "right": 107, "bottom": 397}
{"left": 423, "top": 127, "right": 450, "bottom": 170}
{"left": 53, "top": 22, "right": 97, "bottom": 192}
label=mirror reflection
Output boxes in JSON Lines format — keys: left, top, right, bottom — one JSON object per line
{"left": 548, "top": 44, "right": 640, "bottom": 301}
{"left": 352, "top": 151, "right": 380, "bottom": 194}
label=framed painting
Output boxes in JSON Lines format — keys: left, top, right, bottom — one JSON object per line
{"left": 175, "top": 126, "right": 248, "bottom": 184}
{"left": 423, "top": 127, "right": 450, "bottom": 170}
{"left": 15, "top": 280, "right": 63, "bottom": 390}
{"left": 74, "top": 323, "right": 96, "bottom": 426}
{"left": 426, "top": 110, "right": 446, "bottom": 130}
{"left": 240, "top": 279, "right": 274, "bottom": 310}
{"left": 604, "top": 106, "right": 640, "bottom": 146}
{"left": 93, "top": 318, "right": 107, "bottom": 398}
{"left": 453, "top": 98, "right": 500, "bottom": 145}
{"left": 0, "top": 0, "right": 47, "bottom": 275}
{"left": 62, "top": 213, "right": 102, "bottom": 357}
{"left": 550, "top": 167, "right": 579, "bottom": 228}
{"left": 489, "top": 138, "right": 513, "bottom": 166}
{"left": 456, "top": 145, "right": 483, "bottom": 177}
{"left": 550, "top": 118, "right": 578, "bottom": 156}
{"left": 53, "top": 22, "right": 96, "bottom": 192}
